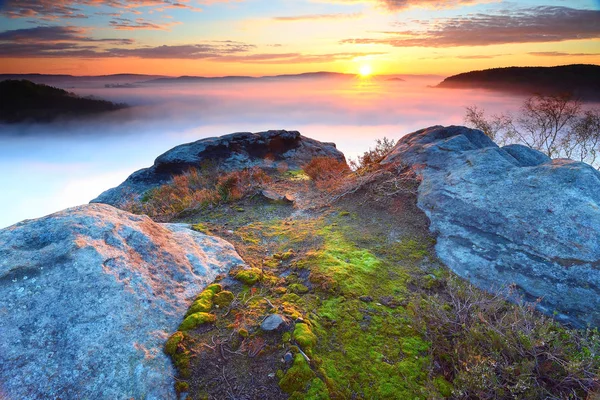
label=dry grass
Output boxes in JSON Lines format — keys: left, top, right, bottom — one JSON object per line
{"left": 303, "top": 157, "right": 350, "bottom": 183}
{"left": 411, "top": 276, "right": 600, "bottom": 399}
{"left": 124, "top": 167, "right": 271, "bottom": 221}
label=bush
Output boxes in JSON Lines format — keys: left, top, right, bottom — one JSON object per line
{"left": 349, "top": 137, "right": 397, "bottom": 171}
{"left": 411, "top": 277, "right": 600, "bottom": 399}
{"left": 465, "top": 94, "right": 600, "bottom": 167}
{"left": 303, "top": 157, "right": 349, "bottom": 182}
{"left": 125, "top": 166, "right": 271, "bottom": 221}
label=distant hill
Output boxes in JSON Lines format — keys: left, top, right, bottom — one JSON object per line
{"left": 436, "top": 64, "right": 600, "bottom": 100}
{"left": 0, "top": 80, "right": 127, "bottom": 123}
{"left": 143, "top": 71, "right": 355, "bottom": 84}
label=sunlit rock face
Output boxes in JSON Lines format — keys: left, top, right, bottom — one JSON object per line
{"left": 383, "top": 125, "right": 600, "bottom": 328}
{"left": 0, "top": 204, "right": 244, "bottom": 399}
{"left": 91, "top": 129, "right": 345, "bottom": 207}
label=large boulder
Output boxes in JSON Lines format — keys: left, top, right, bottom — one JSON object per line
{"left": 0, "top": 204, "right": 244, "bottom": 399}
{"left": 383, "top": 125, "right": 600, "bottom": 328}
{"left": 92, "top": 130, "right": 345, "bottom": 206}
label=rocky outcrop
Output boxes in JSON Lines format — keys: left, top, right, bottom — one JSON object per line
{"left": 0, "top": 204, "right": 244, "bottom": 399}
{"left": 383, "top": 125, "right": 600, "bottom": 327}
{"left": 92, "top": 130, "right": 345, "bottom": 206}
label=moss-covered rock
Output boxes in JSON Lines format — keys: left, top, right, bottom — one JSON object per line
{"left": 279, "top": 353, "right": 316, "bottom": 394}
{"left": 213, "top": 290, "right": 234, "bottom": 307}
{"left": 293, "top": 323, "right": 317, "bottom": 350}
{"left": 164, "top": 331, "right": 184, "bottom": 356}
{"left": 234, "top": 268, "right": 263, "bottom": 285}
{"left": 179, "top": 312, "right": 216, "bottom": 331}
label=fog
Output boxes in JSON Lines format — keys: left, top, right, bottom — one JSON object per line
{"left": 0, "top": 75, "right": 526, "bottom": 228}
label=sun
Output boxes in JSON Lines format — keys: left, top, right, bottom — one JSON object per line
{"left": 359, "top": 65, "right": 373, "bottom": 77}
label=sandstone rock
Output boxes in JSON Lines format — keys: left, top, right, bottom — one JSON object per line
{"left": 261, "top": 314, "right": 286, "bottom": 331}
{"left": 0, "top": 204, "right": 244, "bottom": 399}
{"left": 260, "top": 189, "right": 294, "bottom": 203}
{"left": 92, "top": 130, "right": 345, "bottom": 207}
{"left": 383, "top": 125, "right": 600, "bottom": 327}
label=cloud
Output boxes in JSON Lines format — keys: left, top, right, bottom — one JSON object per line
{"left": 529, "top": 51, "right": 600, "bottom": 57}
{"left": 106, "top": 42, "right": 255, "bottom": 58}
{"left": 341, "top": 6, "right": 600, "bottom": 47}
{"left": 273, "top": 13, "right": 361, "bottom": 22}
{"left": 0, "top": 26, "right": 133, "bottom": 44}
{"left": 0, "top": 25, "right": 256, "bottom": 58}
{"left": 216, "top": 51, "right": 386, "bottom": 63}
{"left": 109, "top": 17, "right": 181, "bottom": 30}
{"left": 316, "top": 0, "right": 492, "bottom": 11}
{"left": 0, "top": 0, "right": 204, "bottom": 20}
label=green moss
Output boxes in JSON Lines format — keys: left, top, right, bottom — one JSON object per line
{"left": 339, "top": 211, "right": 350, "bottom": 217}
{"left": 433, "top": 376, "right": 453, "bottom": 397}
{"left": 279, "top": 353, "right": 316, "bottom": 394}
{"left": 213, "top": 290, "right": 234, "bottom": 307}
{"left": 238, "top": 328, "right": 249, "bottom": 337}
{"left": 234, "top": 268, "right": 263, "bottom": 285}
{"left": 291, "top": 378, "right": 330, "bottom": 400}
{"left": 164, "top": 331, "right": 184, "bottom": 356}
{"left": 186, "top": 290, "right": 214, "bottom": 315}
{"left": 274, "top": 250, "right": 294, "bottom": 261}
{"left": 289, "top": 283, "right": 309, "bottom": 294}
{"left": 294, "top": 323, "right": 317, "bottom": 350}
{"left": 175, "top": 381, "right": 190, "bottom": 394}
{"left": 205, "top": 283, "right": 222, "bottom": 294}
{"left": 191, "top": 223, "right": 210, "bottom": 234}
{"left": 179, "top": 312, "right": 216, "bottom": 331}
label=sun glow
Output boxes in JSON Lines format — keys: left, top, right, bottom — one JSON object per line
{"left": 359, "top": 65, "right": 373, "bottom": 77}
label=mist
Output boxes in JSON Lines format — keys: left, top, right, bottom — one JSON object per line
{"left": 0, "top": 75, "right": 526, "bottom": 228}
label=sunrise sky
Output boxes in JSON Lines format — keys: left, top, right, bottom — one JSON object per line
{"left": 0, "top": 0, "right": 598, "bottom": 76}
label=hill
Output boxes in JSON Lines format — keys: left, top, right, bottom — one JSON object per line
{"left": 0, "top": 79, "right": 127, "bottom": 123}
{"left": 437, "top": 64, "right": 600, "bottom": 100}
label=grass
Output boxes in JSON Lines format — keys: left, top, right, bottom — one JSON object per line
{"left": 161, "top": 166, "right": 600, "bottom": 399}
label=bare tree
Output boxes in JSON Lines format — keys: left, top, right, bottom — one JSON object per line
{"left": 465, "top": 94, "right": 600, "bottom": 168}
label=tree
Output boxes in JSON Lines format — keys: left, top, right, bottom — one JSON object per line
{"left": 465, "top": 94, "right": 600, "bottom": 168}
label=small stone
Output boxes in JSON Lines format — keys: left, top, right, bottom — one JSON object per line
{"left": 261, "top": 314, "right": 285, "bottom": 331}
{"left": 261, "top": 189, "right": 284, "bottom": 202}
{"left": 283, "top": 352, "right": 294, "bottom": 363}
{"left": 359, "top": 296, "right": 373, "bottom": 303}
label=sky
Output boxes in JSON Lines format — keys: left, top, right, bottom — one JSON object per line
{"left": 0, "top": 0, "right": 598, "bottom": 76}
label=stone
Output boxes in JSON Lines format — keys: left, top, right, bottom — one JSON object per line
{"left": 382, "top": 125, "right": 600, "bottom": 327}
{"left": 260, "top": 189, "right": 294, "bottom": 203}
{"left": 359, "top": 295, "right": 373, "bottom": 303}
{"left": 284, "top": 352, "right": 294, "bottom": 363}
{"left": 92, "top": 130, "right": 345, "bottom": 207}
{"left": 261, "top": 314, "right": 286, "bottom": 331}
{"left": 0, "top": 204, "right": 245, "bottom": 399}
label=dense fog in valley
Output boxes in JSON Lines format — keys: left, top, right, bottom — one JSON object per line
{"left": 0, "top": 75, "right": 526, "bottom": 228}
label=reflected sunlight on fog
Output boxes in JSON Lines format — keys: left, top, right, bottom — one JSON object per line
{"left": 0, "top": 76, "right": 525, "bottom": 227}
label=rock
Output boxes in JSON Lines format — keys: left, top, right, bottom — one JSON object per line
{"left": 382, "top": 125, "right": 600, "bottom": 327}
{"left": 261, "top": 314, "right": 286, "bottom": 331}
{"left": 0, "top": 204, "right": 244, "bottom": 399}
{"left": 284, "top": 352, "right": 294, "bottom": 363}
{"left": 260, "top": 189, "right": 294, "bottom": 203}
{"left": 359, "top": 295, "right": 373, "bottom": 303}
{"left": 92, "top": 130, "right": 345, "bottom": 207}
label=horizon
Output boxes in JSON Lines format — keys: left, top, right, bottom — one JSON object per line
{"left": 1, "top": 64, "right": 598, "bottom": 79}
{"left": 0, "top": 1, "right": 599, "bottom": 76}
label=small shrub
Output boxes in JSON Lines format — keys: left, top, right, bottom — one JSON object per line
{"left": 349, "top": 137, "right": 397, "bottom": 171}
{"left": 124, "top": 166, "right": 271, "bottom": 221}
{"left": 303, "top": 157, "right": 350, "bottom": 182}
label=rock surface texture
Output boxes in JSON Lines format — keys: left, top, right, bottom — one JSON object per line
{"left": 92, "top": 130, "right": 345, "bottom": 206}
{"left": 383, "top": 125, "right": 600, "bottom": 328}
{"left": 0, "top": 204, "right": 244, "bottom": 399}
